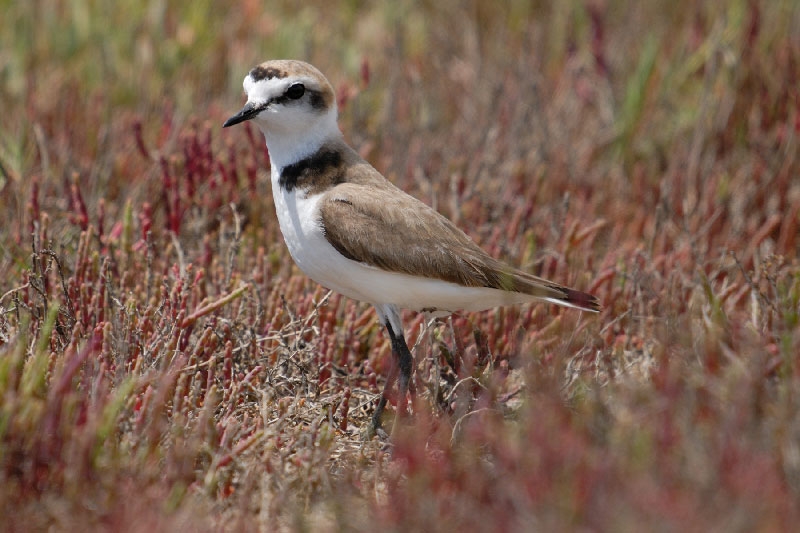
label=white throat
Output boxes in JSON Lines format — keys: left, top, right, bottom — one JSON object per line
{"left": 256, "top": 111, "right": 341, "bottom": 170}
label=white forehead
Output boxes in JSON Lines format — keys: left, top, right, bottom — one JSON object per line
{"left": 242, "top": 75, "right": 288, "bottom": 103}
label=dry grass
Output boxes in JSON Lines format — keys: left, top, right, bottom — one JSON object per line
{"left": 1, "top": 0, "right": 799, "bottom": 530}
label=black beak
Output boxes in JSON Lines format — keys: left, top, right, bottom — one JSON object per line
{"left": 223, "top": 101, "right": 264, "bottom": 128}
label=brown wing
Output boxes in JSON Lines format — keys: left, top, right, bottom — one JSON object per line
{"left": 318, "top": 178, "right": 599, "bottom": 312}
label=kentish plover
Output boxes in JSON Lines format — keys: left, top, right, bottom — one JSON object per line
{"left": 223, "top": 60, "right": 599, "bottom": 431}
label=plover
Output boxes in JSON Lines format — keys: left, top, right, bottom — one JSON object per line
{"left": 223, "top": 60, "right": 599, "bottom": 430}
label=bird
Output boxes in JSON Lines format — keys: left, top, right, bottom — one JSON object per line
{"left": 223, "top": 59, "right": 599, "bottom": 431}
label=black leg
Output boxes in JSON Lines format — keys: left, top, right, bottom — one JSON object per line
{"left": 386, "top": 321, "right": 413, "bottom": 399}
{"left": 371, "top": 321, "right": 414, "bottom": 434}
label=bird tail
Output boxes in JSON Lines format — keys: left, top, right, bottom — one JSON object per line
{"left": 543, "top": 286, "right": 600, "bottom": 313}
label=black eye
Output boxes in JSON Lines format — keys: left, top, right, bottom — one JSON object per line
{"left": 286, "top": 83, "right": 305, "bottom": 100}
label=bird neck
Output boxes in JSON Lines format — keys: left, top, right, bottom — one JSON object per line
{"left": 261, "top": 112, "right": 342, "bottom": 171}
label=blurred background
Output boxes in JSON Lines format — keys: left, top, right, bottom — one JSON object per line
{"left": 7, "top": 0, "right": 790, "bottom": 237}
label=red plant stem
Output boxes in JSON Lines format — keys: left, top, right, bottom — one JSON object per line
{"left": 70, "top": 174, "right": 89, "bottom": 230}
{"left": 338, "top": 387, "right": 351, "bottom": 431}
{"left": 133, "top": 120, "right": 150, "bottom": 159}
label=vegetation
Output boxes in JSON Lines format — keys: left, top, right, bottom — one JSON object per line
{"left": 1, "top": 0, "right": 798, "bottom": 530}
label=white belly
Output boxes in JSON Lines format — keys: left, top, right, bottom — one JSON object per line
{"left": 271, "top": 177, "right": 538, "bottom": 314}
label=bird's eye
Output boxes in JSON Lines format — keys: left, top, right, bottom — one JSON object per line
{"left": 286, "top": 83, "right": 305, "bottom": 100}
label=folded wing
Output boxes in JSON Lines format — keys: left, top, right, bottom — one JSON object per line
{"left": 318, "top": 179, "right": 599, "bottom": 312}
